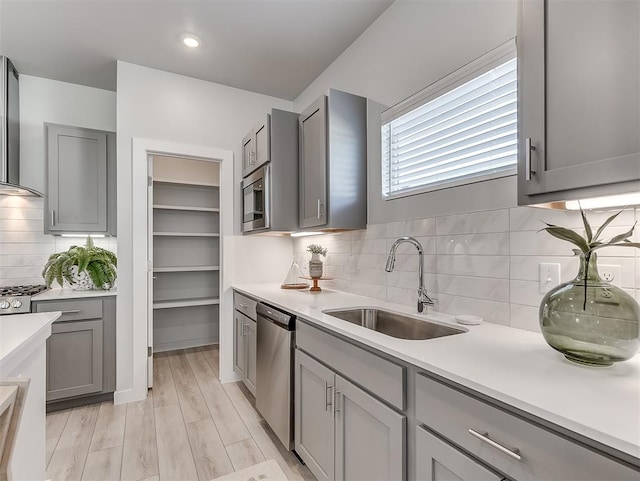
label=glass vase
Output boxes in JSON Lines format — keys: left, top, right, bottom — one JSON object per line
{"left": 539, "top": 253, "right": 640, "bottom": 366}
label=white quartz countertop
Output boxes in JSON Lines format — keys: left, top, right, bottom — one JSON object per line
{"left": 0, "top": 312, "right": 60, "bottom": 375}
{"left": 34, "top": 287, "right": 117, "bottom": 301}
{"left": 233, "top": 283, "right": 640, "bottom": 462}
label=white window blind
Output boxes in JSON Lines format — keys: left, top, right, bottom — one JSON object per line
{"left": 382, "top": 42, "right": 517, "bottom": 199}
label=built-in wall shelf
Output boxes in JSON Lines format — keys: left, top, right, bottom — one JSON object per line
{"left": 153, "top": 178, "right": 219, "bottom": 188}
{"left": 153, "top": 232, "right": 220, "bottom": 237}
{"left": 153, "top": 204, "right": 220, "bottom": 213}
{"left": 153, "top": 265, "right": 220, "bottom": 273}
{"left": 151, "top": 155, "right": 221, "bottom": 354}
{"left": 153, "top": 297, "right": 220, "bottom": 310}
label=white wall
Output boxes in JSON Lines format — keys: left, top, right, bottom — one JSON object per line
{"left": 293, "top": 0, "right": 518, "bottom": 221}
{"left": 116, "top": 62, "right": 294, "bottom": 402}
{"left": 19, "top": 75, "right": 116, "bottom": 194}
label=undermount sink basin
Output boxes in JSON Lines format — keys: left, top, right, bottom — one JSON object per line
{"left": 323, "top": 307, "right": 466, "bottom": 340}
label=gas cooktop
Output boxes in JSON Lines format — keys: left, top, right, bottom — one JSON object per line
{"left": 0, "top": 285, "right": 48, "bottom": 315}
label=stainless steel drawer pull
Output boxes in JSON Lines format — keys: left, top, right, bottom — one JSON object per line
{"left": 524, "top": 138, "right": 536, "bottom": 181}
{"left": 333, "top": 390, "right": 341, "bottom": 416}
{"left": 61, "top": 310, "right": 81, "bottom": 315}
{"left": 239, "top": 303, "right": 248, "bottom": 308}
{"left": 51, "top": 210, "right": 56, "bottom": 226}
{"left": 468, "top": 428, "right": 522, "bottom": 461}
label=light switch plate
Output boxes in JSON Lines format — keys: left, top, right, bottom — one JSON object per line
{"left": 539, "top": 263, "right": 561, "bottom": 294}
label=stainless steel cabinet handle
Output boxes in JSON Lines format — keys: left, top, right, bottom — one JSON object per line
{"left": 317, "top": 199, "right": 324, "bottom": 219}
{"left": 524, "top": 138, "right": 537, "bottom": 181}
{"left": 242, "top": 323, "right": 248, "bottom": 336}
{"left": 468, "top": 428, "right": 522, "bottom": 461}
{"left": 333, "top": 390, "right": 341, "bottom": 416}
{"left": 239, "top": 303, "right": 248, "bottom": 308}
{"left": 61, "top": 310, "right": 81, "bottom": 315}
{"left": 51, "top": 210, "right": 56, "bottom": 226}
{"left": 324, "top": 382, "right": 333, "bottom": 411}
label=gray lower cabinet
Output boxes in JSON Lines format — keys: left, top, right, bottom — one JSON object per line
{"left": 415, "top": 426, "right": 503, "bottom": 481}
{"left": 45, "top": 123, "right": 116, "bottom": 235}
{"left": 334, "top": 374, "right": 405, "bottom": 481}
{"left": 517, "top": 0, "right": 640, "bottom": 205}
{"left": 295, "top": 348, "right": 405, "bottom": 481}
{"left": 233, "top": 309, "right": 256, "bottom": 396}
{"left": 33, "top": 296, "right": 116, "bottom": 408}
{"left": 47, "top": 319, "right": 103, "bottom": 401}
{"left": 295, "top": 349, "right": 335, "bottom": 481}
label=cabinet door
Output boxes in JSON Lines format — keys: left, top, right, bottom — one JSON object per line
{"left": 242, "top": 131, "right": 255, "bottom": 178}
{"left": 254, "top": 117, "right": 271, "bottom": 169}
{"left": 416, "top": 426, "right": 503, "bottom": 481}
{"left": 47, "top": 125, "right": 108, "bottom": 233}
{"left": 244, "top": 318, "right": 257, "bottom": 396}
{"left": 47, "top": 319, "right": 103, "bottom": 401}
{"left": 518, "top": 0, "right": 640, "bottom": 204}
{"left": 233, "top": 312, "right": 246, "bottom": 379}
{"left": 334, "top": 374, "right": 406, "bottom": 481}
{"left": 299, "top": 95, "right": 327, "bottom": 229}
{"left": 295, "top": 350, "right": 335, "bottom": 481}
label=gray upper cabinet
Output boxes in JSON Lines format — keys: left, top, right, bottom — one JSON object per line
{"left": 518, "top": 0, "right": 640, "bottom": 205}
{"left": 299, "top": 89, "right": 367, "bottom": 231}
{"left": 241, "top": 109, "right": 299, "bottom": 233}
{"left": 242, "top": 117, "right": 270, "bottom": 178}
{"left": 45, "top": 124, "right": 116, "bottom": 234}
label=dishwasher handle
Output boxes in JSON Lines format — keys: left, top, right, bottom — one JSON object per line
{"left": 256, "top": 302, "right": 295, "bottom": 330}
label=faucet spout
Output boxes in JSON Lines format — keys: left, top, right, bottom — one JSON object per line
{"left": 385, "top": 236, "right": 436, "bottom": 313}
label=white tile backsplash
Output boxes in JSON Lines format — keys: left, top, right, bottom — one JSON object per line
{"left": 293, "top": 206, "right": 640, "bottom": 332}
{"left": 0, "top": 198, "right": 117, "bottom": 286}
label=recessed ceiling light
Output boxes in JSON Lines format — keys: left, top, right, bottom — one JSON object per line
{"left": 182, "top": 35, "right": 200, "bottom": 48}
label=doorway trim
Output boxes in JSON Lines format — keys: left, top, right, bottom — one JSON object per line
{"left": 126, "top": 138, "right": 233, "bottom": 403}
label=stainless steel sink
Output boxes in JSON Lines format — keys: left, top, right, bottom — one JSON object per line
{"left": 323, "top": 307, "right": 466, "bottom": 340}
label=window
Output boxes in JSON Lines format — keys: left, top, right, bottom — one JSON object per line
{"left": 382, "top": 41, "right": 517, "bottom": 199}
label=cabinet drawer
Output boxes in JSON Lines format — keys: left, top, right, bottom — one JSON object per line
{"left": 35, "top": 298, "right": 103, "bottom": 321}
{"left": 233, "top": 291, "right": 257, "bottom": 320}
{"left": 415, "top": 373, "right": 638, "bottom": 481}
{"left": 297, "top": 320, "right": 405, "bottom": 410}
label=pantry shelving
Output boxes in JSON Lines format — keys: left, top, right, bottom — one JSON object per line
{"left": 150, "top": 155, "right": 221, "bottom": 352}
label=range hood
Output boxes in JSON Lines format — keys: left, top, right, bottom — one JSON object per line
{"left": 0, "top": 56, "right": 42, "bottom": 196}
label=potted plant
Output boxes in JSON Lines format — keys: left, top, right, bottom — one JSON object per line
{"left": 540, "top": 208, "right": 640, "bottom": 366}
{"left": 306, "top": 243, "right": 327, "bottom": 278}
{"left": 42, "top": 236, "right": 117, "bottom": 290}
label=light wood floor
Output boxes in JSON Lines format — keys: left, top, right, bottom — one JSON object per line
{"left": 45, "top": 345, "right": 315, "bottom": 481}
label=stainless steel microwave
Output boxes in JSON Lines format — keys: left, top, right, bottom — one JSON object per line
{"left": 242, "top": 165, "right": 270, "bottom": 233}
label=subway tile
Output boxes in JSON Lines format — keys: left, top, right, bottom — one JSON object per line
{"left": 0, "top": 196, "right": 44, "bottom": 209}
{"left": 386, "top": 270, "right": 436, "bottom": 292}
{"left": 0, "top": 231, "right": 53, "bottom": 244}
{"left": 0, "top": 254, "right": 49, "bottom": 267}
{"left": 436, "top": 209, "right": 509, "bottom": 235}
{"left": 386, "top": 286, "right": 418, "bottom": 307}
{"left": 0, "top": 266, "right": 45, "bottom": 280}
{"left": 356, "top": 254, "right": 388, "bottom": 269}
{"left": 436, "top": 275, "right": 509, "bottom": 302}
{"left": 387, "top": 236, "right": 436, "bottom": 255}
{"left": 0, "top": 243, "right": 56, "bottom": 255}
{"left": 386, "top": 218, "right": 436, "bottom": 238}
{"left": 0, "top": 207, "right": 44, "bottom": 220}
{"left": 364, "top": 223, "right": 386, "bottom": 240}
{"left": 0, "top": 277, "right": 44, "bottom": 287}
{"left": 344, "top": 281, "right": 387, "bottom": 300}
{"left": 510, "top": 304, "right": 541, "bottom": 333}
{"left": 437, "top": 255, "right": 509, "bottom": 279}
{"left": 510, "top": 255, "right": 578, "bottom": 283}
{"left": 358, "top": 239, "right": 388, "bottom": 255}
{"left": 392, "top": 253, "right": 436, "bottom": 274}
{"left": 0, "top": 219, "right": 44, "bottom": 232}
{"left": 435, "top": 294, "right": 510, "bottom": 326}
{"left": 510, "top": 280, "right": 544, "bottom": 307}
{"left": 436, "top": 233, "right": 509, "bottom": 256}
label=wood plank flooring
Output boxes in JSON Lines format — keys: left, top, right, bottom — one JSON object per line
{"left": 46, "top": 345, "right": 315, "bottom": 481}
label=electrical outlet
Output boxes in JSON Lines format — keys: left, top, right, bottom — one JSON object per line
{"left": 600, "top": 264, "right": 622, "bottom": 287}
{"left": 539, "top": 263, "right": 561, "bottom": 294}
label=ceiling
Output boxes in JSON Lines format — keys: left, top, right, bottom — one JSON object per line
{"left": 0, "top": 0, "right": 394, "bottom": 100}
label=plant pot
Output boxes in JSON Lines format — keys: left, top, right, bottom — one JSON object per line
{"left": 70, "top": 265, "right": 95, "bottom": 290}
{"left": 539, "top": 252, "right": 640, "bottom": 366}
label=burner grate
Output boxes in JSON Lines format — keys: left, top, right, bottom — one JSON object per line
{"left": 0, "top": 284, "right": 48, "bottom": 297}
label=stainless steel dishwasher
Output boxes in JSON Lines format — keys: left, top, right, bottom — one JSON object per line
{"left": 256, "top": 302, "right": 296, "bottom": 450}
